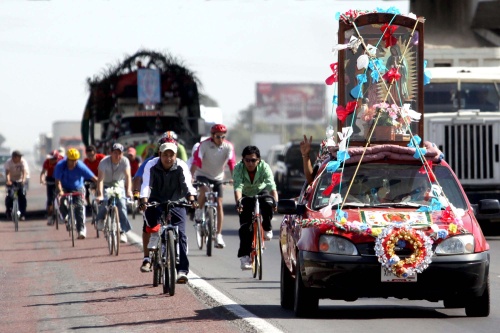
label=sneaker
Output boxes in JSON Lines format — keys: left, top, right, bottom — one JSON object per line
{"left": 240, "top": 256, "right": 252, "bottom": 270}
{"left": 176, "top": 271, "right": 189, "bottom": 284}
{"left": 147, "top": 232, "right": 160, "bottom": 250}
{"left": 77, "top": 230, "right": 86, "bottom": 239}
{"left": 215, "top": 233, "right": 225, "bottom": 248}
{"left": 264, "top": 230, "right": 273, "bottom": 241}
{"left": 120, "top": 232, "right": 128, "bottom": 243}
{"left": 97, "top": 219, "right": 104, "bottom": 231}
{"left": 140, "top": 259, "right": 151, "bottom": 272}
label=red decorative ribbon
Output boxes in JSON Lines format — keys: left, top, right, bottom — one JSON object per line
{"left": 325, "top": 63, "right": 338, "bottom": 85}
{"left": 381, "top": 23, "right": 397, "bottom": 48}
{"left": 336, "top": 101, "right": 357, "bottom": 122}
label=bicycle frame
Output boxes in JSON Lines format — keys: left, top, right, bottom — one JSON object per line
{"left": 60, "top": 192, "right": 83, "bottom": 247}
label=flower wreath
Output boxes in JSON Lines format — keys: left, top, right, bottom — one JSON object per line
{"left": 375, "top": 226, "right": 433, "bottom": 277}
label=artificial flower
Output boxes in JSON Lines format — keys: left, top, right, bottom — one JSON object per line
{"left": 325, "top": 62, "right": 339, "bottom": 85}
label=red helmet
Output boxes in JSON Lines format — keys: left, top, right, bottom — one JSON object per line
{"left": 211, "top": 124, "right": 227, "bottom": 134}
{"left": 157, "top": 136, "right": 178, "bottom": 148}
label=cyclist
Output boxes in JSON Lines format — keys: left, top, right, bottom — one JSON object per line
{"left": 132, "top": 131, "right": 181, "bottom": 199}
{"left": 125, "top": 147, "right": 141, "bottom": 177}
{"left": 138, "top": 139, "right": 197, "bottom": 283}
{"left": 54, "top": 148, "right": 97, "bottom": 239}
{"left": 190, "top": 124, "right": 236, "bottom": 248}
{"left": 40, "top": 150, "right": 64, "bottom": 225}
{"left": 4, "top": 150, "right": 29, "bottom": 220}
{"left": 164, "top": 131, "right": 188, "bottom": 161}
{"left": 233, "top": 145, "right": 278, "bottom": 270}
{"left": 95, "top": 143, "right": 133, "bottom": 243}
{"left": 83, "top": 145, "right": 105, "bottom": 211}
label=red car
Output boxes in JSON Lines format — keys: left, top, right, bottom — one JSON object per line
{"left": 278, "top": 144, "right": 493, "bottom": 317}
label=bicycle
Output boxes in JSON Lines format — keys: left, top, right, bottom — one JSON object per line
{"left": 45, "top": 180, "right": 60, "bottom": 230}
{"left": 145, "top": 199, "right": 192, "bottom": 296}
{"left": 85, "top": 181, "right": 99, "bottom": 238}
{"left": 101, "top": 187, "right": 123, "bottom": 256}
{"left": 238, "top": 194, "right": 276, "bottom": 280}
{"left": 59, "top": 192, "right": 83, "bottom": 247}
{"left": 8, "top": 182, "right": 22, "bottom": 232}
{"left": 192, "top": 180, "right": 231, "bottom": 256}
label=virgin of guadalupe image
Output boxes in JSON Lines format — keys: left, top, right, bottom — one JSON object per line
{"left": 385, "top": 44, "right": 409, "bottom": 105}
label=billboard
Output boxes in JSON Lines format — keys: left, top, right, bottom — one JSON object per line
{"left": 255, "top": 83, "right": 326, "bottom": 124}
{"left": 138, "top": 69, "right": 161, "bottom": 105}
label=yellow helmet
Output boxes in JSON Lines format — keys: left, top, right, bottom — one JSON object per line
{"left": 67, "top": 148, "right": 80, "bottom": 160}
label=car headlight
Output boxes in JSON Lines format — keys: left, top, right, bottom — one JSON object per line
{"left": 319, "top": 235, "right": 359, "bottom": 255}
{"left": 435, "top": 234, "right": 475, "bottom": 255}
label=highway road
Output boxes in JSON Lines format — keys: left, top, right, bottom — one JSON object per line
{"left": 2, "top": 164, "right": 500, "bottom": 332}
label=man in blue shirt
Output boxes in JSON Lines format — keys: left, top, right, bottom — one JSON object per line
{"left": 54, "top": 148, "right": 97, "bottom": 239}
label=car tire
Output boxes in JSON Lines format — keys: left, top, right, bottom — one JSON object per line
{"left": 294, "top": 255, "right": 318, "bottom": 317}
{"left": 465, "top": 279, "right": 490, "bottom": 317}
{"left": 280, "top": 257, "right": 295, "bottom": 310}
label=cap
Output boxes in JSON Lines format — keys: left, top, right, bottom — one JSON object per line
{"left": 159, "top": 142, "right": 177, "bottom": 154}
{"left": 12, "top": 150, "right": 23, "bottom": 157}
{"left": 47, "top": 150, "right": 60, "bottom": 159}
{"left": 112, "top": 143, "right": 124, "bottom": 152}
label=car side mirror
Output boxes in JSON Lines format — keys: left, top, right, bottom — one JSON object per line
{"left": 278, "top": 199, "right": 297, "bottom": 214}
{"left": 477, "top": 199, "right": 500, "bottom": 215}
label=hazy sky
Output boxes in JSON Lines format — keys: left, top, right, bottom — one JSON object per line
{"left": 0, "top": 0, "right": 408, "bottom": 152}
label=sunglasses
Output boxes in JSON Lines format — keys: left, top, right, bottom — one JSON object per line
{"left": 244, "top": 158, "right": 259, "bottom": 163}
{"left": 215, "top": 135, "right": 226, "bottom": 139}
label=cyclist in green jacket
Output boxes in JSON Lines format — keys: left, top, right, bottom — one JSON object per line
{"left": 233, "top": 145, "right": 278, "bottom": 270}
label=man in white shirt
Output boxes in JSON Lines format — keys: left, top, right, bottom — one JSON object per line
{"left": 190, "top": 124, "right": 236, "bottom": 248}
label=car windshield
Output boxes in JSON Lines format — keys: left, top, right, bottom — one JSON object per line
{"left": 0, "top": 155, "right": 9, "bottom": 164}
{"left": 425, "top": 82, "right": 500, "bottom": 113}
{"left": 285, "top": 144, "right": 320, "bottom": 171}
{"left": 312, "top": 163, "right": 467, "bottom": 210}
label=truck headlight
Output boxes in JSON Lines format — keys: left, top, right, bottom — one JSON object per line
{"left": 435, "top": 234, "right": 475, "bottom": 255}
{"left": 319, "top": 235, "right": 358, "bottom": 255}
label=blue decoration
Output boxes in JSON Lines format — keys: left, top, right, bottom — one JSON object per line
{"left": 335, "top": 12, "right": 341, "bottom": 20}
{"left": 332, "top": 95, "right": 338, "bottom": 105}
{"left": 413, "top": 147, "right": 427, "bottom": 159}
{"left": 407, "top": 135, "right": 422, "bottom": 148}
{"left": 336, "top": 151, "right": 350, "bottom": 162}
{"left": 326, "top": 160, "right": 341, "bottom": 173}
{"left": 376, "top": 7, "right": 401, "bottom": 15}
{"left": 423, "top": 60, "right": 432, "bottom": 85}
{"left": 336, "top": 209, "right": 348, "bottom": 221}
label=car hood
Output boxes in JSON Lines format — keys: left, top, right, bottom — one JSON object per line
{"left": 295, "top": 206, "right": 488, "bottom": 252}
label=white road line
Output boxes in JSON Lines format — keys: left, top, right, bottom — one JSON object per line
{"left": 126, "top": 231, "right": 284, "bottom": 333}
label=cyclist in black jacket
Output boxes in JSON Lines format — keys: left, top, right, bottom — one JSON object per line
{"left": 138, "top": 139, "right": 197, "bottom": 283}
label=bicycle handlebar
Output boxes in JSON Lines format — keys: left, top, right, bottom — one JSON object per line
{"left": 59, "top": 192, "right": 84, "bottom": 198}
{"left": 192, "top": 180, "right": 233, "bottom": 189}
{"left": 238, "top": 195, "right": 277, "bottom": 207}
{"left": 144, "top": 199, "right": 193, "bottom": 209}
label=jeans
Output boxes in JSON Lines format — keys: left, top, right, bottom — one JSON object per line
{"left": 97, "top": 187, "right": 131, "bottom": 233}
{"left": 59, "top": 188, "right": 86, "bottom": 232}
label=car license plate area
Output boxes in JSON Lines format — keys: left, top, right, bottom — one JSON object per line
{"left": 381, "top": 267, "right": 417, "bottom": 282}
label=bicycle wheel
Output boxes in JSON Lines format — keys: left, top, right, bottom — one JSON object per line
{"left": 161, "top": 239, "right": 168, "bottom": 294}
{"left": 152, "top": 250, "right": 160, "bottom": 287}
{"left": 256, "top": 220, "right": 263, "bottom": 280}
{"left": 12, "top": 198, "right": 19, "bottom": 232}
{"left": 111, "top": 206, "right": 120, "bottom": 256}
{"left": 69, "top": 205, "right": 75, "bottom": 247}
{"left": 206, "top": 207, "right": 214, "bottom": 256}
{"left": 132, "top": 201, "right": 136, "bottom": 220}
{"left": 195, "top": 220, "right": 204, "bottom": 250}
{"left": 53, "top": 197, "right": 60, "bottom": 230}
{"left": 92, "top": 201, "right": 99, "bottom": 238}
{"left": 105, "top": 215, "right": 113, "bottom": 255}
{"left": 165, "top": 229, "right": 176, "bottom": 296}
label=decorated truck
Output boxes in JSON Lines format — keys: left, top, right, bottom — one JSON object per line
{"left": 81, "top": 49, "right": 204, "bottom": 152}
{"left": 277, "top": 8, "right": 492, "bottom": 317}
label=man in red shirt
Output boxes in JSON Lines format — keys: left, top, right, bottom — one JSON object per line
{"left": 40, "top": 150, "right": 64, "bottom": 225}
{"left": 83, "top": 145, "right": 105, "bottom": 210}
{"left": 126, "top": 147, "right": 141, "bottom": 177}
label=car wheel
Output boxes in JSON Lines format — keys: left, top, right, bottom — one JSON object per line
{"left": 465, "top": 279, "right": 490, "bottom": 317}
{"left": 293, "top": 255, "right": 318, "bottom": 317}
{"left": 443, "top": 296, "right": 464, "bottom": 309}
{"left": 280, "top": 257, "right": 295, "bottom": 309}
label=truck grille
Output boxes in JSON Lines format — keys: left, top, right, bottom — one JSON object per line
{"left": 439, "top": 124, "right": 497, "bottom": 180}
